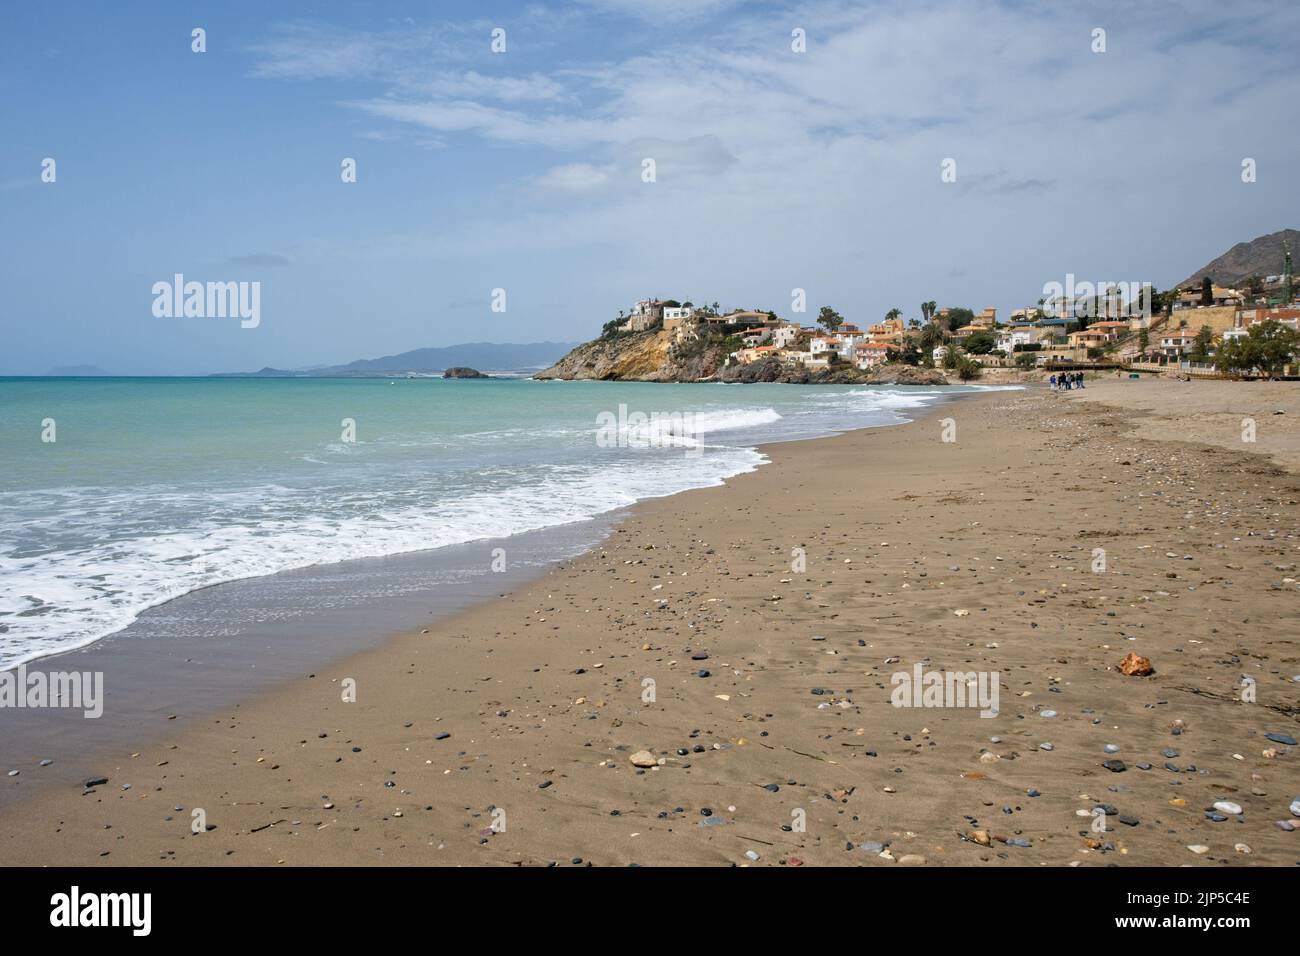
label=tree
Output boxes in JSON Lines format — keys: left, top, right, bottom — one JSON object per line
{"left": 1137, "top": 328, "right": 1149, "bottom": 354}
{"left": 945, "top": 307, "right": 974, "bottom": 333}
{"left": 1190, "top": 325, "right": 1214, "bottom": 362}
{"left": 1014, "top": 351, "right": 1038, "bottom": 370}
{"left": 916, "top": 323, "right": 945, "bottom": 354}
{"left": 898, "top": 341, "right": 922, "bottom": 366}
{"left": 885, "top": 308, "right": 903, "bottom": 323}
{"left": 1214, "top": 320, "right": 1298, "bottom": 377}
{"left": 963, "top": 330, "right": 997, "bottom": 354}
{"left": 816, "top": 306, "right": 844, "bottom": 332}
{"left": 954, "top": 355, "right": 982, "bottom": 381}
{"left": 1201, "top": 276, "right": 1213, "bottom": 306}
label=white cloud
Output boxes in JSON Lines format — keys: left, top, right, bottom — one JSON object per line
{"left": 255, "top": 0, "right": 1300, "bottom": 329}
{"left": 531, "top": 162, "right": 614, "bottom": 191}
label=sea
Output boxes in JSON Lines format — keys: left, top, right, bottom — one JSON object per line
{"left": 0, "top": 375, "right": 1003, "bottom": 669}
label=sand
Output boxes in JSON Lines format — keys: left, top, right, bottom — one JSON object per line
{"left": 2, "top": 380, "right": 1297, "bottom": 866}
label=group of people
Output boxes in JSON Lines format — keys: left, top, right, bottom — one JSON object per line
{"left": 1049, "top": 371, "right": 1086, "bottom": 390}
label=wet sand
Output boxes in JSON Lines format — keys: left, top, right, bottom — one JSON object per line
{"left": 1, "top": 381, "right": 1297, "bottom": 866}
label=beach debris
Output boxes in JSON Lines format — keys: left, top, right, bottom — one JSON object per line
{"left": 1118, "top": 652, "right": 1154, "bottom": 676}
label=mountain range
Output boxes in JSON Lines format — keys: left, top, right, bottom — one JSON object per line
{"left": 1177, "top": 228, "right": 1298, "bottom": 288}
{"left": 212, "top": 342, "right": 579, "bottom": 377}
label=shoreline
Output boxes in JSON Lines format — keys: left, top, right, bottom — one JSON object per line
{"left": 2, "top": 380, "right": 1297, "bottom": 866}
{"left": 0, "top": 386, "right": 978, "bottom": 807}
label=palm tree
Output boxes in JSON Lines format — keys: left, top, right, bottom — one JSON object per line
{"left": 917, "top": 323, "right": 944, "bottom": 354}
{"left": 886, "top": 308, "right": 903, "bottom": 323}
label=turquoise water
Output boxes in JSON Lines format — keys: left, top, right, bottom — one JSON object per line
{"left": 0, "top": 376, "right": 995, "bottom": 667}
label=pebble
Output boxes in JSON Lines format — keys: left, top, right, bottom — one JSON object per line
{"left": 1212, "top": 801, "right": 1242, "bottom": 816}
{"left": 1039, "top": 743, "right": 1053, "bottom": 751}
{"left": 629, "top": 751, "right": 657, "bottom": 768}
{"left": 5, "top": 771, "right": 16, "bottom": 777}
{"left": 38, "top": 759, "right": 52, "bottom": 767}
{"left": 744, "top": 850, "right": 760, "bottom": 861}
{"left": 1039, "top": 710, "right": 1057, "bottom": 718}
{"left": 1289, "top": 796, "right": 1300, "bottom": 817}
{"left": 1102, "top": 760, "right": 1126, "bottom": 773}
{"left": 1187, "top": 844, "right": 1209, "bottom": 855}
{"left": 1103, "top": 744, "right": 1120, "bottom": 754}
{"left": 1264, "top": 733, "right": 1297, "bottom": 746}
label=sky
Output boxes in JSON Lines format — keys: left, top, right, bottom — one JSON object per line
{"left": 2, "top": 0, "right": 1297, "bottom": 375}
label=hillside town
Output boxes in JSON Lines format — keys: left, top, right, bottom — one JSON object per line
{"left": 610, "top": 264, "right": 1299, "bottom": 381}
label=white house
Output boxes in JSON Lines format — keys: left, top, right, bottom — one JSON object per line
{"left": 770, "top": 324, "right": 802, "bottom": 349}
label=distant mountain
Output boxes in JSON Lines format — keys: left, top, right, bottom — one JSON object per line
{"left": 45, "top": 365, "right": 111, "bottom": 376}
{"left": 1177, "top": 228, "right": 1298, "bottom": 288}
{"left": 214, "top": 342, "right": 579, "bottom": 378}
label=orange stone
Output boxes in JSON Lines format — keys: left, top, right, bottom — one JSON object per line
{"left": 1119, "top": 652, "right": 1154, "bottom": 676}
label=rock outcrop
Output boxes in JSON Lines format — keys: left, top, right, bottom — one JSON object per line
{"left": 534, "top": 330, "right": 726, "bottom": 381}
{"left": 442, "top": 366, "right": 490, "bottom": 378}
{"left": 535, "top": 334, "right": 953, "bottom": 386}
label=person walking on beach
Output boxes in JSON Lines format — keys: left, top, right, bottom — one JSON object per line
{"left": 1049, "top": 373, "right": 1057, "bottom": 390}
{"left": 1077, "top": 372, "right": 1086, "bottom": 389}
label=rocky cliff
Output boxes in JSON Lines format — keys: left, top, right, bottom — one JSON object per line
{"left": 533, "top": 330, "right": 728, "bottom": 381}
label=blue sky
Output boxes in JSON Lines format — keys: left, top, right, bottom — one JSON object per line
{"left": 2, "top": 0, "right": 1297, "bottom": 374}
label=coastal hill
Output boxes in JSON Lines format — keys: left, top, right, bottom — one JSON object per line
{"left": 213, "top": 341, "right": 577, "bottom": 377}
{"left": 1178, "top": 227, "right": 1298, "bottom": 287}
{"left": 533, "top": 325, "right": 945, "bottom": 384}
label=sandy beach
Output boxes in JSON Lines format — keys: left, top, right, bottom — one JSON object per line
{"left": 2, "top": 379, "right": 1298, "bottom": 867}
